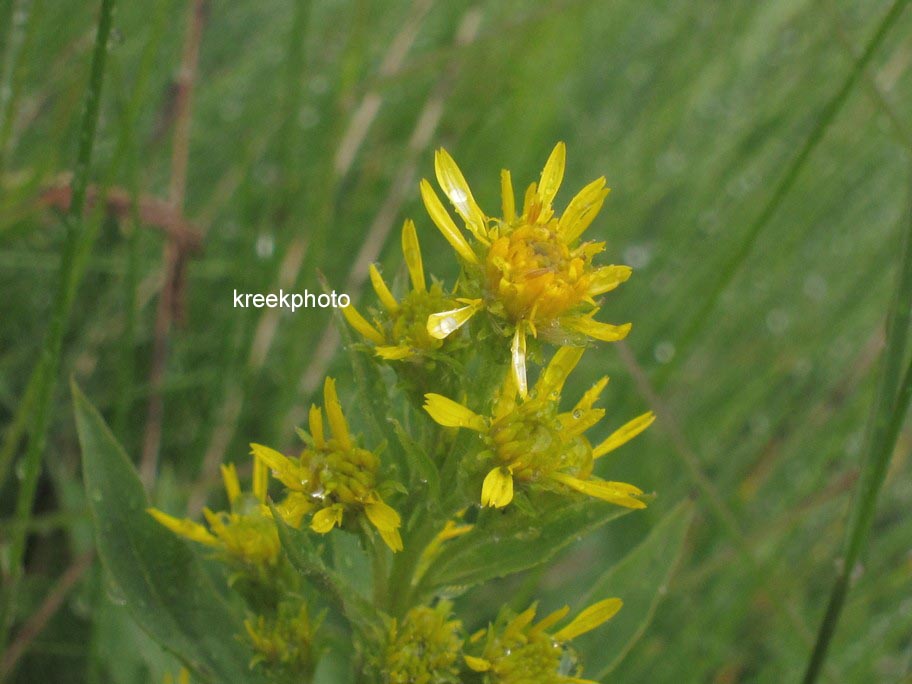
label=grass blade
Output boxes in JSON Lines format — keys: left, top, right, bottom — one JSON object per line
{"left": 0, "top": 0, "right": 116, "bottom": 653}
{"left": 802, "top": 169, "right": 912, "bottom": 683}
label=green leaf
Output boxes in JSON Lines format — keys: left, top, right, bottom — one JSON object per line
{"left": 391, "top": 418, "right": 440, "bottom": 505}
{"left": 271, "top": 507, "right": 386, "bottom": 645}
{"left": 72, "top": 381, "right": 267, "bottom": 684}
{"left": 575, "top": 499, "right": 694, "bottom": 678}
{"left": 420, "top": 499, "right": 633, "bottom": 591}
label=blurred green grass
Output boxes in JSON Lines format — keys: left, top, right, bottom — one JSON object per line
{"left": 1, "top": 0, "right": 911, "bottom": 682}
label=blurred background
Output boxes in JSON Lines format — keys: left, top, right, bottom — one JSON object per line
{"left": 1, "top": 0, "right": 911, "bottom": 682}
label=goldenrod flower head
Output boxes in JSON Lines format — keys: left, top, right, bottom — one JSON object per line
{"left": 148, "top": 458, "right": 285, "bottom": 567}
{"left": 423, "top": 347, "right": 653, "bottom": 509}
{"left": 385, "top": 600, "right": 463, "bottom": 684}
{"left": 421, "top": 142, "right": 633, "bottom": 396}
{"left": 342, "top": 219, "right": 461, "bottom": 361}
{"left": 464, "top": 598, "right": 623, "bottom": 683}
{"left": 250, "top": 377, "right": 404, "bottom": 552}
{"left": 244, "top": 600, "right": 313, "bottom": 672}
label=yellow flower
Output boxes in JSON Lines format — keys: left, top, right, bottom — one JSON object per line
{"left": 147, "top": 455, "right": 301, "bottom": 567}
{"left": 421, "top": 142, "right": 632, "bottom": 396}
{"left": 342, "top": 219, "right": 462, "bottom": 361}
{"left": 464, "top": 598, "right": 623, "bottom": 683}
{"left": 385, "top": 600, "right": 464, "bottom": 684}
{"left": 423, "top": 347, "right": 653, "bottom": 509}
{"left": 250, "top": 377, "right": 403, "bottom": 552}
{"left": 245, "top": 600, "right": 313, "bottom": 672}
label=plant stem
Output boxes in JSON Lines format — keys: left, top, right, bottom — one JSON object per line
{"left": 802, "top": 170, "right": 912, "bottom": 683}
{"left": 0, "top": 0, "right": 115, "bottom": 656}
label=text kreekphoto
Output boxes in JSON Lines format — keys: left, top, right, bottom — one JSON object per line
{"left": 232, "top": 289, "right": 351, "bottom": 311}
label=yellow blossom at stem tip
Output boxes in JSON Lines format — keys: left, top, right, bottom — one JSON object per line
{"left": 419, "top": 142, "right": 633, "bottom": 395}
{"left": 249, "top": 377, "right": 403, "bottom": 552}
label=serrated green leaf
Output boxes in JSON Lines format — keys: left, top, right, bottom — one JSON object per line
{"left": 576, "top": 499, "right": 694, "bottom": 679}
{"left": 420, "top": 499, "right": 633, "bottom": 591}
{"left": 72, "top": 381, "right": 267, "bottom": 684}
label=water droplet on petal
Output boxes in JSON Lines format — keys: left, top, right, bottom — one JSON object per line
{"left": 448, "top": 187, "right": 469, "bottom": 214}
{"left": 436, "top": 316, "right": 459, "bottom": 336}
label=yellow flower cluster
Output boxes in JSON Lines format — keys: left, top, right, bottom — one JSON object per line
{"left": 147, "top": 457, "right": 283, "bottom": 568}
{"left": 147, "top": 142, "right": 651, "bottom": 683}
{"left": 425, "top": 346, "right": 653, "bottom": 509}
{"left": 421, "top": 142, "right": 632, "bottom": 396}
{"left": 343, "top": 220, "right": 460, "bottom": 362}
{"left": 464, "top": 598, "right": 623, "bottom": 683}
{"left": 384, "top": 600, "right": 464, "bottom": 683}
{"left": 251, "top": 377, "right": 403, "bottom": 552}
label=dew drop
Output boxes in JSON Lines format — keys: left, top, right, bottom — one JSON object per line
{"left": 106, "top": 580, "right": 127, "bottom": 606}
{"left": 436, "top": 316, "right": 459, "bottom": 336}
{"left": 448, "top": 187, "right": 469, "bottom": 214}
{"left": 654, "top": 341, "right": 675, "bottom": 364}
{"left": 572, "top": 409, "right": 583, "bottom": 420}
{"left": 255, "top": 233, "right": 275, "bottom": 259}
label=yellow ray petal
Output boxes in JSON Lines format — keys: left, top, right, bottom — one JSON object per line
{"left": 560, "top": 406, "right": 605, "bottom": 437}
{"left": 401, "top": 219, "right": 425, "bottom": 292}
{"left": 593, "top": 411, "right": 656, "bottom": 458}
{"left": 500, "top": 169, "right": 515, "bottom": 224}
{"left": 311, "top": 504, "right": 344, "bottom": 533}
{"left": 558, "top": 177, "right": 610, "bottom": 242}
{"left": 481, "top": 467, "right": 514, "bottom": 508}
{"left": 535, "top": 346, "right": 585, "bottom": 398}
{"left": 574, "top": 376, "right": 609, "bottom": 414}
{"left": 533, "top": 605, "right": 570, "bottom": 633}
{"left": 375, "top": 345, "right": 412, "bottom": 360}
{"left": 323, "top": 377, "right": 352, "bottom": 449}
{"left": 426, "top": 300, "right": 481, "bottom": 339}
{"left": 419, "top": 179, "right": 479, "bottom": 264}
{"left": 423, "top": 393, "right": 486, "bottom": 431}
{"left": 588, "top": 264, "right": 632, "bottom": 296}
{"left": 492, "top": 370, "right": 519, "bottom": 418}
{"left": 434, "top": 148, "right": 488, "bottom": 240}
{"left": 252, "top": 450, "right": 269, "bottom": 502}
{"left": 341, "top": 302, "right": 386, "bottom": 345}
{"left": 273, "top": 492, "right": 313, "bottom": 528}
{"left": 309, "top": 404, "right": 325, "bottom": 449}
{"left": 562, "top": 314, "right": 631, "bottom": 342}
{"left": 550, "top": 472, "right": 645, "bottom": 508}
{"left": 250, "top": 444, "right": 300, "bottom": 478}
{"left": 522, "top": 181, "right": 538, "bottom": 219}
{"left": 369, "top": 264, "right": 399, "bottom": 313}
{"left": 464, "top": 655, "right": 491, "bottom": 672}
{"left": 537, "top": 141, "right": 566, "bottom": 210}
{"left": 511, "top": 324, "right": 528, "bottom": 399}
{"left": 147, "top": 508, "right": 219, "bottom": 547}
{"left": 220, "top": 463, "right": 241, "bottom": 505}
{"left": 365, "top": 500, "right": 403, "bottom": 552}
{"left": 553, "top": 598, "right": 623, "bottom": 641}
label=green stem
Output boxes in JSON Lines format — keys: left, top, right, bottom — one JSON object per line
{"left": 802, "top": 171, "right": 912, "bottom": 683}
{"left": 0, "top": 0, "right": 116, "bottom": 656}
